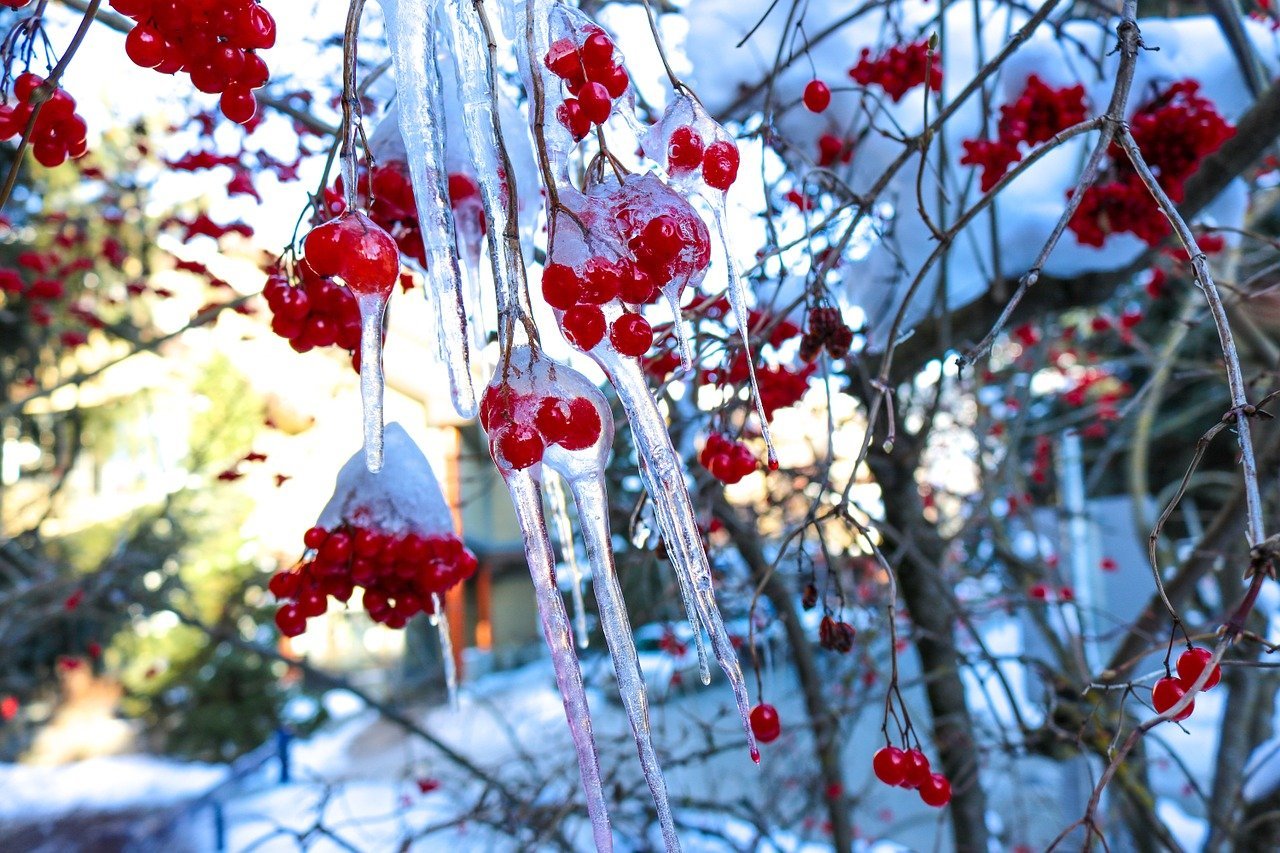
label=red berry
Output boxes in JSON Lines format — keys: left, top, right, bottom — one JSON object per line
{"left": 667, "top": 125, "right": 705, "bottom": 173}
{"left": 702, "top": 141, "right": 740, "bottom": 191}
{"left": 901, "top": 749, "right": 931, "bottom": 789}
{"left": 1152, "top": 676, "right": 1194, "bottom": 721}
{"left": 749, "top": 703, "right": 781, "bottom": 743}
{"left": 617, "top": 260, "right": 658, "bottom": 304}
{"left": 609, "top": 313, "right": 653, "bottom": 357}
{"left": 303, "top": 526, "right": 329, "bottom": 549}
{"left": 803, "top": 79, "right": 831, "bottom": 113}
{"left": 579, "top": 258, "right": 621, "bottom": 303}
{"left": 493, "top": 425, "right": 544, "bottom": 470}
{"left": 304, "top": 212, "right": 400, "bottom": 295}
{"left": 919, "top": 773, "right": 952, "bottom": 807}
{"left": 580, "top": 30, "right": 615, "bottom": 69}
{"left": 872, "top": 746, "right": 907, "bottom": 786}
{"left": 1176, "top": 647, "right": 1221, "bottom": 692}
{"left": 536, "top": 396, "right": 603, "bottom": 451}
{"left": 561, "top": 305, "right": 606, "bottom": 350}
{"left": 542, "top": 263, "right": 582, "bottom": 309}
{"left": 544, "top": 37, "right": 582, "bottom": 79}
{"left": 577, "top": 82, "right": 613, "bottom": 124}
{"left": 275, "top": 603, "right": 306, "bottom": 637}
{"left": 125, "top": 25, "right": 166, "bottom": 69}
{"left": 220, "top": 85, "right": 257, "bottom": 125}
{"left": 599, "top": 64, "right": 630, "bottom": 99}
{"left": 556, "top": 99, "right": 591, "bottom": 141}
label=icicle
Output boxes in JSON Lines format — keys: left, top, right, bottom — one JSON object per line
{"left": 506, "top": 468, "right": 613, "bottom": 851}
{"left": 546, "top": 469, "right": 590, "bottom": 649}
{"left": 568, "top": 472, "right": 681, "bottom": 852}
{"left": 432, "top": 592, "right": 459, "bottom": 709}
{"left": 707, "top": 203, "right": 777, "bottom": 468}
{"left": 355, "top": 293, "right": 387, "bottom": 473}
{"left": 596, "top": 350, "right": 757, "bottom": 755}
{"left": 378, "top": 0, "right": 478, "bottom": 419}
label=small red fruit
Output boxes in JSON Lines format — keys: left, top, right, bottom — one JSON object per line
{"left": 609, "top": 313, "right": 653, "bottom": 357}
{"left": 872, "top": 746, "right": 907, "bottom": 786}
{"left": 803, "top": 79, "right": 831, "bottom": 113}
{"left": 750, "top": 703, "right": 781, "bottom": 743}
{"left": 275, "top": 603, "right": 306, "bottom": 637}
{"left": 493, "top": 425, "right": 545, "bottom": 470}
{"left": 901, "top": 749, "right": 931, "bottom": 789}
{"left": 561, "top": 305, "right": 606, "bottom": 350}
{"left": 542, "top": 263, "right": 582, "bottom": 309}
{"left": 1176, "top": 647, "right": 1221, "bottom": 692}
{"left": 536, "top": 396, "right": 603, "bottom": 451}
{"left": 1152, "top": 676, "right": 1194, "bottom": 721}
{"left": 667, "top": 125, "right": 705, "bottom": 173}
{"left": 577, "top": 81, "right": 613, "bottom": 124}
{"left": 919, "top": 773, "right": 952, "bottom": 807}
{"left": 702, "top": 141, "right": 740, "bottom": 191}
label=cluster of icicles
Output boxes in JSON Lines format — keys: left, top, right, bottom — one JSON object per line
{"left": 291, "top": 1, "right": 776, "bottom": 849}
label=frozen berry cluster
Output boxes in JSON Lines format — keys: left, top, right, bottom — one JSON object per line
{"left": 1151, "top": 646, "right": 1221, "bottom": 722}
{"left": 699, "top": 433, "right": 757, "bottom": 485}
{"left": 849, "top": 40, "right": 941, "bottom": 103}
{"left": 545, "top": 25, "right": 629, "bottom": 141}
{"left": 664, "top": 126, "right": 742, "bottom": 191}
{"left": 112, "top": 0, "right": 275, "bottom": 125}
{"left": 0, "top": 73, "right": 88, "bottom": 167}
{"left": 270, "top": 523, "right": 478, "bottom": 636}
{"left": 481, "top": 385, "right": 604, "bottom": 471}
{"left": 324, "top": 162, "right": 483, "bottom": 268}
{"left": 961, "top": 75, "right": 1088, "bottom": 191}
{"left": 872, "top": 746, "right": 952, "bottom": 807}
{"left": 1069, "top": 81, "right": 1233, "bottom": 247}
{"left": 798, "top": 306, "right": 854, "bottom": 362}
{"left": 262, "top": 266, "right": 361, "bottom": 357}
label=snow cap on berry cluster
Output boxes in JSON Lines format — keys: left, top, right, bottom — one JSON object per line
{"left": 316, "top": 422, "right": 456, "bottom": 537}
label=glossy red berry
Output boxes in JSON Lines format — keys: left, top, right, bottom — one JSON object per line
{"left": 125, "top": 25, "right": 166, "bottom": 68}
{"left": 577, "top": 82, "right": 613, "bottom": 124}
{"left": 542, "top": 263, "right": 582, "bottom": 309}
{"left": 303, "top": 212, "right": 400, "bottom": 295}
{"left": 702, "top": 141, "right": 740, "bottom": 191}
{"left": 610, "top": 313, "right": 653, "bottom": 357}
{"left": 872, "top": 746, "right": 907, "bottom": 786}
{"left": 556, "top": 99, "right": 591, "bottom": 141}
{"left": 901, "top": 749, "right": 931, "bottom": 789}
{"left": 580, "top": 30, "right": 614, "bottom": 69}
{"left": 536, "top": 396, "right": 603, "bottom": 451}
{"left": 1153, "top": 676, "right": 1194, "bottom": 721}
{"left": 275, "top": 603, "right": 306, "bottom": 637}
{"left": 1176, "top": 647, "right": 1221, "bottom": 691}
{"left": 803, "top": 79, "right": 831, "bottom": 113}
{"left": 919, "top": 773, "right": 952, "bottom": 807}
{"left": 220, "top": 85, "right": 257, "bottom": 124}
{"left": 749, "top": 703, "right": 781, "bottom": 743}
{"left": 561, "top": 305, "right": 606, "bottom": 350}
{"left": 493, "top": 425, "right": 544, "bottom": 470}
{"left": 303, "top": 526, "right": 329, "bottom": 549}
{"left": 667, "top": 125, "right": 705, "bottom": 173}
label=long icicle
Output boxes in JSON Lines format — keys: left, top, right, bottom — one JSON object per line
{"left": 596, "top": 349, "right": 758, "bottom": 759}
{"left": 547, "top": 469, "right": 590, "bottom": 649}
{"left": 356, "top": 293, "right": 388, "bottom": 472}
{"left": 379, "top": 0, "right": 478, "bottom": 418}
{"left": 569, "top": 473, "right": 681, "bottom": 851}
{"left": 506, "top": 469, "right": 613, "bottom": 851}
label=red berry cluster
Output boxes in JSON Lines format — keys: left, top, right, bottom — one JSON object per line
{"left": 1152, "top": 646, "right": 1221, "bottom": 721}
{"left": 749, "top": 703, "right": 781, "bottom": 744}
{"left": 0, "top": 249, "right": 102, "bottom": 343}
{"left": 0, "top": 73, "right": 88, "bottom": 167}
{"left": 961, "top": 75, "right": 1087, "bottom": 191}
{"left": 665, "top": 125, "right": 742, "bottom": 191}
{"left": 270, "top": 523, "right": 477, "bottom": 636}
{"left": 323, "top": 163, "right": 483, "bottom": 268}
{"left": 699, "top": 433, "right": 757, "bottom": 485}
{"left": 872, "top": 746, "right": 952, "bottom": 808}
{"left": 818, "top": 615, "right": 856, "bottom": 652}
{"left": 545, "top": 25, "right": 629, "bottom": 141}
{"left": 481, "top": 385, "right": 604, "bottom": 471}
{"left": 816, "top": 133, "right": 854, "bottom": 167}
{"left": 262, "top": 266, "right": 361, "bottom": 357}
{"left": 849, "top": 40, "right": 941, "bottom": 103}
{"left": 1069, "top": 81, "right": 1233, "bottom": 247}
{"left": 112, "top": 0, "right": 275, "bottom": 125}
{"left": 799, "top": 306, "right": 854, "bottom": 362}
{"left": 709, "top": 354, "right": 817, "bottom": 421}
{"left": 303, "top": 211, "right": 400, "bottom": 297}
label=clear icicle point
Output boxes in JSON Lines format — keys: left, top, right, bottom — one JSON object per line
{"left": 597, "top": 350, "right": 757, "bottom": 755}
{"left": 433, "top": 593, "right": 459, "bottom": 710}
{"left": 547, "top": 470, "right": 590, "bottom": 649}
{"left": 378, "top": 0, "right": 478, "bottom": 419}
{"left": 505, "top": 469, "right": 613, "bottom": 852}
{"left": 709, "top": 202, "right": 777, "bottom": 468}
{"left": 356, "top": 293, "right": 388, "bottom": 473}
{"left": 569, "top": 473, "right": 681, "bottom": 852}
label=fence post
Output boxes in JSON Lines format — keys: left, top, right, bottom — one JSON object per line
{"left": 213, "top": 801, "right": 227, "bottom": 853}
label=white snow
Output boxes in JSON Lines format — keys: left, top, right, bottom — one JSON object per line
{"left": 0, "top": 755, "right": 226, "bottom": 819}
